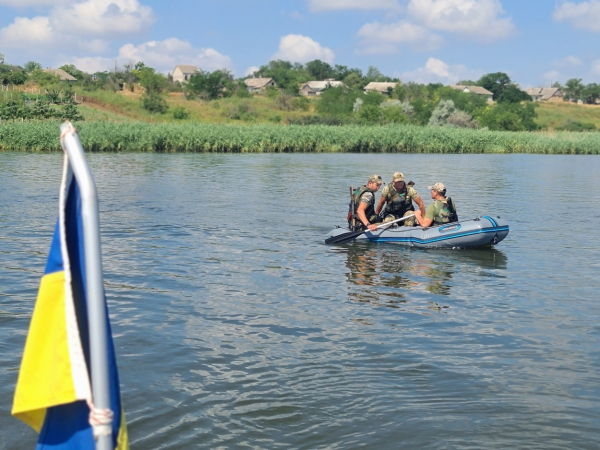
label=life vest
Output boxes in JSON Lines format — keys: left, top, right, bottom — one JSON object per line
{"left": 431, "top": 197, "right": 458, "bottom": 225}
{"left": 348, "top": 185, "right": 376, "bottom": 229}
{"left": 384, "top": 184, "right": 414, "bottom": 217}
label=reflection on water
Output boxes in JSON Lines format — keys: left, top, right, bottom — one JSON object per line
{"left": 343, "top": 242, "right": 508, "bottom": 309}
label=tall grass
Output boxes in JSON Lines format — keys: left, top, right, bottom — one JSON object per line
{"left": 1, "top": 121, "right": 599, "bottom": 154}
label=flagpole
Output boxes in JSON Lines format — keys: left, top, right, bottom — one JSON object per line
{"left": 60, "top": 122, "right": 113, "bottom": 450}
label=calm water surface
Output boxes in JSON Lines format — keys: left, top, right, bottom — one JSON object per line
{"left": 1, "top": 153, "right": 599, "bottom": 449}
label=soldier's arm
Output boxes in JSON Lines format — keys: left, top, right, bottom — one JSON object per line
{"left": 357, "top": 203, "right": 378, "bottom": 231}
{"left": 414, "top": 195, "right": 426, "bottom": 217}
{"left": 376, "top": 195, "right": 386, "bottom": 215}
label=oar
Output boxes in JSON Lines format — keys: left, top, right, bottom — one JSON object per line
{"left": 325, "top": 214, "right": 415, "bottom": 244}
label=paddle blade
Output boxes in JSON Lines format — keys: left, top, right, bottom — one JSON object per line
{"left": 325, "top": 230, "right": 364, "bottom": 244}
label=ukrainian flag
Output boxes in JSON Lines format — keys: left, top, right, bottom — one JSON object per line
{"left": 12, "top": 155, "right": 128, "bottom": 449}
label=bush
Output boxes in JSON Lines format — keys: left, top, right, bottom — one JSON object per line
{"left": 225, "top": 103, "right": 257, "bottom": 121}
{"left": 556, "top": 121, "right": 597, "bottom": 132}
{"left": 141, "top": 92, "right": 169, "bottom": 114}
{"left": 172, "top": 107, "right": 190, "bottom": 120}
{"left": 59, "top": 103, "right": 85, "bottom": 122}
{"left": 276, "top": 94, "right": 296, "bottom": 111}
{"left": 293, "top": 96, "right": 310, "bottom": 111}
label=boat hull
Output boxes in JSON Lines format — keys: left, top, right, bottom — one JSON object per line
{"left": 325, "top": 216, "right": 509, "bottom": 248}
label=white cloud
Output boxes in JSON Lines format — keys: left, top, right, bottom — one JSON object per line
{"left": 289, "top": 10, "right": 304, "bottom": 19}
{"left": 592, "top": 60, "right": 600, "bottom": 75}
{"left": 116, "top": 38, "right": 232, "bottom": 73}
{"left": 65, "top": 56, "right": 115, "bottom": 73}
{"left": 245, "top": 66, "right": 260, "bottom": 76}
{"left": 0, "top": 15, "right": 109, "bottom": 53}
{"left": 50, "top": 0, "right": 155, "bottom": 37}
{"left": 553, "top": 0, "right": 600, "bottom": 32}
{"left": 271, "top": 34, "right": 334, "bottom": 63}
{"left": 357, "top": 20, "right": 444, "bottom": 53}
{"left": 0, "top": 0, "right": 72, "bottom": 5}
{"left": 0, "top": 16, "right": 54, "bottom": 47}
{"left": 400, "top": 57, "right": 482, "bottom": 83}
{"left": 541, "top": 70, "right": 561, "bottom": 85}
{"left": 407, "top": 0, "right": 515, "bottom": 41}
{"left": 307, "top": 0, "right": 401, "bottom": 12}
{"left": 552, "top": 56, "right": 583, "bottom": 67}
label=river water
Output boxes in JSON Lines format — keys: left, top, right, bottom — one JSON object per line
{"left": 1, "top": 152, "right": 599, "bottom": 449}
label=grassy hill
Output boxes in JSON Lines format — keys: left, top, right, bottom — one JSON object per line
{"left": 76, "top": 89, "right": 316, "bottom": 124}
{"left": 75, "top": 88, "right": 600, "bottom": 131}
{"left": 535, "top": 101, "right": 600, "bottom": 130}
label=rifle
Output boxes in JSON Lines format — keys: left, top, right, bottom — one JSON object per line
{"left": 349, "top": 186, "right": 356, "bottom": 231}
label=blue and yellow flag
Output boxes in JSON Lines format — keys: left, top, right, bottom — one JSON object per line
{"left": 12, "top": 155, "right": 128, "bottom": 449}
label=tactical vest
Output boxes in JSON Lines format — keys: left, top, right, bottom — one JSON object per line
{"left": 431, "top": 197, "right": 458, "bottom": 225}
{"left": 384, "top": 184, "right": 413, "bottom": 217}
{"left": 352, "top": 185, "right": 376, "bottom": 219}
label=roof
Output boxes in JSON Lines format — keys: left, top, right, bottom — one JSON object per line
{"left": 301, "top": 80, "right": 344, "bottom": 90}
{"left": 244, "top": 78, "right": 274, "bottom": 89}
{"left": 364, "top": 82, "right": 399, "bottom": 92}
{"left": 525, "top": 87, "right": 563, "bottom": 100}
{"left": 451, "top": 85, "right": 493, "bottom": 96}
{"left": 44, "top": 69, "right": 77, "bottom": 81}
{"left": 174, "top": 65, "right": 199, "bottom": 74}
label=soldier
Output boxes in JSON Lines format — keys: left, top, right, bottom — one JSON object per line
{"left": 413, "top": 182, "right": 458, "bottom": 227}
{"left": 376, "top": 172, "right": 425, "bottom": 227}
{"left": 350, "top": 174, "right": 383, "bottom": 232}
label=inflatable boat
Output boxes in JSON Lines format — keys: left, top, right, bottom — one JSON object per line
{"left": 325, "top": 216, "right": 509, "bottom": 249}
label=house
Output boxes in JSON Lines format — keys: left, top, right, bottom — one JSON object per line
{"left": 450, "top": 85, "right": 494, "bottom": 102}
{"left": 299, "top": 80, "right": 344, "bottom": 97}
{"left": 44, "top": 68, "right": 77, "bottom": 82}
{"left": 525, "top": 87, "right": 564, "bottom": 102}
{"left": 244, "top": 77, "right": 276, "bottom": 93}
{"left": 363, "top": 82, "right": 399, "bottom": 96}
{"left": 172, "top": 65, "right": 199, "bottom": 83}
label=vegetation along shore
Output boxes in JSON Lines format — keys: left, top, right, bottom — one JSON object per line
{"left": 1, "top": 57, "right": 600, "bottom": 154}
{"left": 1, "top": 121, "right": 599, "bottom": 154}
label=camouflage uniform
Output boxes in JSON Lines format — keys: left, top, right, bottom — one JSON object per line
{"left": 380, "top": 184, "right": 420, "bottom": 227}
{"left": 350, "top": 185, "right": 381, "bottom": 231}
{"left": 424, "top": 198, "right": 458, "bottom": 226}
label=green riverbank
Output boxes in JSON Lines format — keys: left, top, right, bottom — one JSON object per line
{"left": 1, "top": 121, "right": 598, "bottom": 154}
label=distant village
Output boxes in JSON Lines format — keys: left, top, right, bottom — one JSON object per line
{"left": 170, "top": 64, "right": 566, "bottom": 104}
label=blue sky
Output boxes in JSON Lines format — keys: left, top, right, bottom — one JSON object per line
{"left": 1, "top": 0, "right": 599, "bottom": 87}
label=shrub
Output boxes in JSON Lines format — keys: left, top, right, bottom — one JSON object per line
{"left": 556, "top": 121, "right": 597, "bottom": 132}
{"left": 141, "top": 92, "right": 169, "bottom": 114}
{"left": 172, "top": 107, "right": 190, "bottom": 120}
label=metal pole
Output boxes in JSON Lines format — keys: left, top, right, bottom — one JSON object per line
{"left": 60, "top": 122, "right": 113, "bottom": 450}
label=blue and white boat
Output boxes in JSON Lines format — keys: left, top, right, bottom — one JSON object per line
{"left": 325, "top": 216, "right": 509, "bottom": 248}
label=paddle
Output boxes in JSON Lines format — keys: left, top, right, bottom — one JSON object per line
{"left": 325, "top": 214, "right": 415, "bottom": 244}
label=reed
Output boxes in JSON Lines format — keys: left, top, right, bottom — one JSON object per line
{"left": 1, "top": 121, "right": 599, "bottom": 154}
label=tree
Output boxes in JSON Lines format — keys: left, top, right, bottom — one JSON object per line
{"left": 477, "top": 102, "right": 539, "bottom": 131}
{"left": 7, "top": 70, "right": 27, "bottom": 85}
{"left": 306, "top": 60, "right": 334, "bottom": 80}
{"left": 342, "top": 72, "right": 363, "bottom": 89}
{"left": 59, "top": 103, "right": 85, "bottom": 121}
{"left": 563, "top": 78, "right": 584, "bottom": 102}
{"left": 255, "top": 60, "right": 309, "bottom": 93}
{"left": 477, "top": 72, "right": 512, "bottom": 100}
{"left": 59, "top": 64, "right": 85, "bottom": 81}
{"left": 134, "top": 62, "right": 168, "bottom": 93}
{"left": 428, "top": 99, "right": 456, "bottom": 127}
{"left": 316, "top": 85, "right": 362, "bottom": 116}
{"left": 496, "top": 85, "right": 532, "bottom": 104}
{"left": 141, "top": 91, "right": 169, "bottom": 114}
{"left": 23, "top": 61, "right": 42, "bottom": 73}
{"left": 186, "top": 69, "right": 234, "bottom": 100}
{"left": 582, "top": 83, "right": 600, "bottom": 105}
